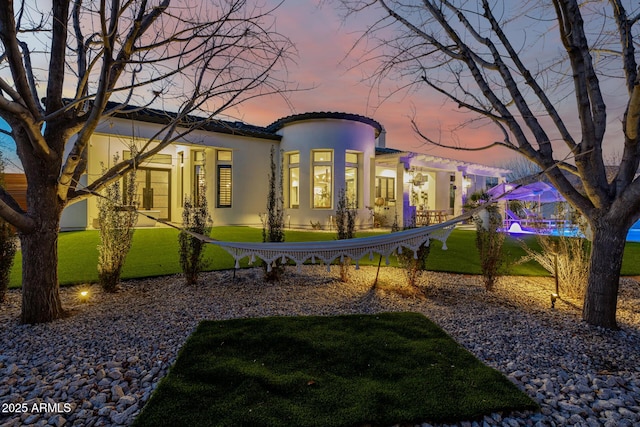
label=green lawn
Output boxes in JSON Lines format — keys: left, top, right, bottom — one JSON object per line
{"left": 9, "top": 226, "right": 640, "bottom": 287}
{"left": 132, "top": 313, "right": 538, "bottom": 427}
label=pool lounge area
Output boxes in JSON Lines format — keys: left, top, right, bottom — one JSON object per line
{"left": 487, "top": 181, "right": 640, "bottom": 243}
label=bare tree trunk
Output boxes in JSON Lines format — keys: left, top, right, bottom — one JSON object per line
{"left": 20, "top": 226, "right": 64, "bottom": 323}
{"left": 19, "top": 152, "right": 65, "bottom": 323}
{"left": 582, "top": 220, "right": 628, "bottom": 329}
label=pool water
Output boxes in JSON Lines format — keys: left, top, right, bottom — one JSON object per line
{"left": 628, "top": 227, "right": 640, "bottom": 243}
{"left": 508, "top": 220, "right": 640, "bottom": 242}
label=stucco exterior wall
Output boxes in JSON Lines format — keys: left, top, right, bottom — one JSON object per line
{"left": 58, "top": 111, "right": 507, "bottom": 232}
{"left": 62, "top": 116, "right": 274, "bottom": 230}
{"left": 278, "top": 118, "right": 377, "bottom": 229}
{"left": 209, "top": 139, "right": 274, "bottom": 227}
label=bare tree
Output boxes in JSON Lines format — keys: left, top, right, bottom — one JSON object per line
{"left": 497, "top": 157, "right": 542, "bottom": 182}
{"left": 0, "top": 0, "right": 293, "bottom": 323}
{"left": 335, "top": 0, "right": 640, "bottom": 328}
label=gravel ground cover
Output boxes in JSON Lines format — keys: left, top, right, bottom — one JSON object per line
{"left": 1, "top": 266, "right": 639, "bottom": 427}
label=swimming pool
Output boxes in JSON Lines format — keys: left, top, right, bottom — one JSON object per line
{"left": 627, "top": 226, "right": 640, "bottom": 243}
{"left": 507, "top": 221, "right": 640, "bottom": 242}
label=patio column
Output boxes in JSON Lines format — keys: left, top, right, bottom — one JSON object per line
{"left": 397, "top": 162, "right": 407, "bottom": 227}
{"left": 454, "top": 171, "right": 464, "bottom": 216}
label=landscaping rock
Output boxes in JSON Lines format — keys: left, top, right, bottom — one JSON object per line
{"left": 1, "top": 267, "right": 639, "bottom": 426}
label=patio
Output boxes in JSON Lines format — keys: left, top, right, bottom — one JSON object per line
{"left": 487, "top": 181, "right": 573, "bottom": 235}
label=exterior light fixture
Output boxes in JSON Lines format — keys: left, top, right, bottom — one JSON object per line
{"left": 550, "top": 252, "right": 560, "bottom": 309}
{"left": 78, "top": 289, "right": 90, "bottom": 303}
{"left": 412, "top": 173, "right": 425, "bottom": 186}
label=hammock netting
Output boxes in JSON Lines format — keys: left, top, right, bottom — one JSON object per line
{"left": 131, "top": 198, "right": 494, "bottom": 273}
{"left": 213, "top": 221, "right": 456, "bottom": 271}
{"left": 201, "top": 206, "right": 489, "bottom": 272}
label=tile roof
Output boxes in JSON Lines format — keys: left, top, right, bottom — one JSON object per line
{"left": 105, "top": 101, "right": 281, "bottom": 141}
{"left": 375, "top": 147, "right": 403, "bottom": 155}
{"left": 266, "top": 112, "right": 383, "bottom": 136}
{"left": 101, "top": 102, "right": 384, "bottom": 140}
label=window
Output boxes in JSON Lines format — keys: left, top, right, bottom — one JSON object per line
{"left": 375, "top": 177, "right": 395, "bottom": 204}
{"left": 123, "top": 150, "right": 172, "bottom": 165}
{"left": 217, "top": 165, "right": 232, "bottom": 207}
{"left": 345, "top": 152, "right": 360, "bottom": 207}
{"left": 217, "top": 150, "right": 232, "bottom": 161}
{"left": 486, "top": 176, "right": 499, "bottom": 189}
{"left": 178, "top": 152, "right": 184, "bottom": 207}
{"left": 449, "top": 175, "right": 456, "bottom": 209}
{"left": 345, "top": 153, "right": 359, "bottom": 163}
{"left": 133, "top": 168, "right": 171, "bottom": 220}
{"left": 312, "top": 150, "right": 332, "bottom": 208}
{"left": 288, "top": 152, "right": 299, "bottom": 208}
{"left": 193, "top": 151, "right": 206, "bottom": 205}
{"left": 194, "top": 151, "right": 206, "bottom": 163}
{"left": 194, "top": 165, "right": 206, "bottom": 203}
{"left": 216, "top": 150, "right": 232, "bottom": 208}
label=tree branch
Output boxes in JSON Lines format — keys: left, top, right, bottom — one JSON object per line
{"left": 0, "top": 190, "right": 34, "bottom": 232}
{"left": 481, "top": 0, "right": 577, "bottom": 153}
{"left": 44, "top": 0, "right": 70, "bottom": 115}
{"left": 0, "top": 0, "right": 43, "bottom": 117}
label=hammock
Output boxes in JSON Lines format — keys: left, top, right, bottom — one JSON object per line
{"left": 215, "top": 221, "right": 454, "bottom": 271}
{"left": 116, "top": 187, "right": 497, "bottom": 272}
{"left": 82, "top": 175, "right": 500, "bottom": 272}
{"left": 202, "top": 206, "right": 489, "bottom": 272}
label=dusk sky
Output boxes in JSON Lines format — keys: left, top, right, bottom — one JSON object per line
{"left": 1, "top": 1, "right": 630, "bottom": 172}
{"left": 233, "top": 0, "right": 629, "bottom": 167}
{"left": 226, "top": 0, "right": 513, "bottom": 165}
{"left": 1, "top": 0, "right": 509, "bottom": 171}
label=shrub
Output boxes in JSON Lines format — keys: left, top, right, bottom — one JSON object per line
{"left": 391, "top": 209, "right": 401, "bottom": 232}
{"left": 395, "top": 215, "right": 431, "bottom": 289}
{"left": 396, "top": 244, "right": 431, "bottom": 289}
{"left": 373, "top": 212, "right": 388, "bottom": 228}
{"left": 96, "top": 155, "right": 138, "bottom": 292}
{"left": 336, "top": 188, "right": 357, "bottom": 282}
{"left": 520, "top": 234, "right": 590, "bottom": 299}
{"left": 0, "top": 152, "right": 17, "bottom": 302}
{"left": 0, "top": 219, "right": 15, "bottom": 302}
{"left": 474, "top": 203, "right": 505, "bottom": 291}
{"left": 309, "top": 220, "right": 324, "bottom": 230}
{"left": 261, "top": 145, "right": 285, "bottom": 281}
{"left": 179, "top": 193, "right": 212, "bottom": 285}
{"left": 367, "top": 205, "right": 389, "bottom": 228}
{"left": 464, "top": 190, "right": 492, "bottom": 225}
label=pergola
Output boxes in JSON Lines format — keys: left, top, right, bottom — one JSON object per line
{"left": 487, "top": 181, "right": 564, "bottom": 203}
{"left": 487, "top": 181, "right": 567, "bottom": 234}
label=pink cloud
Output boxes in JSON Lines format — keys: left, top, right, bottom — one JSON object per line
{"left": 237, "top": 1, "right": 515, "bottom": 166}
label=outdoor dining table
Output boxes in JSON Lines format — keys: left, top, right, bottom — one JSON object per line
{"left": 416, "top": 209, "right": 449, "bottom": 226}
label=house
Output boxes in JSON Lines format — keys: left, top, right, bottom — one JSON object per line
{"left": 374, "top": 147, "right": 509, "bottom": 227}
{"left": 60, "top": 105, "right": 508, "bottom": 231}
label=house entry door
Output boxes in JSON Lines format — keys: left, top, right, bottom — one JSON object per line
{"left": 135, "top": 168, "right": 171, "bottom": 220}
